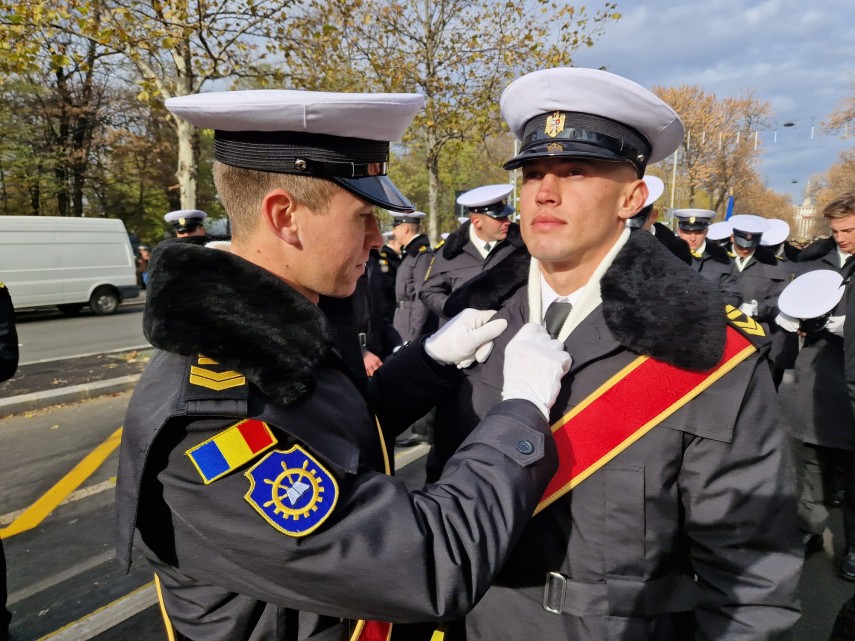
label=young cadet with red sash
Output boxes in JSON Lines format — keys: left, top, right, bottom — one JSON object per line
{"left": 438, "top": 68, "right": 802, "bottom": 640}
{"left": 115, "top": 89, "right": 572, "bottom": 641}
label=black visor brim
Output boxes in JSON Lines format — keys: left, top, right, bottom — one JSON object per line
{"left": 503, "top": 143, "right": 643, "bottom": 175}
{"left": 333, "top": 175, "right": 415, "bottom": 213}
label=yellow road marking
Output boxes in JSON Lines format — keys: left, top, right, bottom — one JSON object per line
{"left": 0, "top": 426, "right": 123, "bottom": 539}
{"left": 34, "top": 581, "right": 155, "bottom": 641}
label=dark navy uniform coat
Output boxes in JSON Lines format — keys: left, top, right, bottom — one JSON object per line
{"left": 116, "top": 242, "right": 558, "bottom": 641}
{"left": 689, "top": 240, "right": 742, "bottom": 309}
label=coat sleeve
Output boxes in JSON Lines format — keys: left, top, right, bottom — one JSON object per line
{"left": 147, "top": 398, "right": 557, "bottom": 623}
{"left": 0, "top": 284, "right": 19, "bottom": 382}
{"left": 420, "top": 254, "right": 451, "bottom": 319}
{"left": 717, "top": 265, "right": 743, "bottom": 309}
{"left": 679, "top": 352, "right": 802, "bottom": 640}
{"left": 754, "top": 264, "right": 788, "bottom": 323}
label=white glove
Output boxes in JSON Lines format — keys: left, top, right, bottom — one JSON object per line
{"left": 501, "top": 323, "right": 572, "bottom": 420}
{"left": 424, "top": 308, "right": 509, "bottom": 368}
{"left": 775, "top": 312, "right": 800, "bottom": 333}
{"left": 826, "top": 315, "right": 845, "bottom": 337}
{"left": 738, "top": 299, "right": 759, "bottom": 317}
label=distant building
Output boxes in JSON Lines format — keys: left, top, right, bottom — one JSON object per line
{"left": 794, "top": 184, "right": 817, "bottom": 240}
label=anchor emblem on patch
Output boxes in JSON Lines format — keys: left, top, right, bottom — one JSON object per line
{"left": 245, "top": 446, "right": 338, "bottom": 537}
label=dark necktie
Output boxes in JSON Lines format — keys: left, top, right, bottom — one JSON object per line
{"left": 484, "top": 242, "right": 491, "bottom": 253}
{"left": 543, "top": 301, "right": 572, "bottom": 339}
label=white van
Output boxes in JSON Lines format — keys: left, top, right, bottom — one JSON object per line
{"left": 0, "top": 216, "right": 140, "bottom": 315}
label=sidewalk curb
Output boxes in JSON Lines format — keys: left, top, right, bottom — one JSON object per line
{"left": 0, "top": 375, "right": 140, "bottom": 418}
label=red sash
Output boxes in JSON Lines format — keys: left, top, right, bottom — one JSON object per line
{"left": 536, "top": 324, "right": 756, "bottom": 514}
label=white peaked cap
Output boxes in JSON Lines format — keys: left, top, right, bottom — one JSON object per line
{"left": 778, "top": 270, "right": 844, "bottom": 319}
{"left": 643, "top": 176, "right": 665, "bottom": 207}
{"left": 760, "top": 219, "right": 791, "bottom": 246}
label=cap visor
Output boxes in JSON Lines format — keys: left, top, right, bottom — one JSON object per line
{"left": 503, "top": 145, "right": 633, "bottom": 171}
{"left": 482, "top": 204, "right": 515, "bottom": 219}
{"left": 732, "top": 236, "right": 759, "bottom": 249}
{"left": 677, "top": 223, "right": 708, "bottom": 232}
{"left": 333, "top": 175, "right": 414, "bottom": 213}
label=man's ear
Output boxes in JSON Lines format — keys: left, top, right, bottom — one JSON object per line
{"left": 262, "top": 189, "right": 301, "bottom": 246}
{"left": 619, "top": 178, "right": 648, "bottom": 221}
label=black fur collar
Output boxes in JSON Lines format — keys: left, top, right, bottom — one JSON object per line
{"left": 445, "top": 231, "right": 725, "bottom": 371}
{"left": 650, "top": 224, "right": 692, "bottom": 265}
{"left": 404, "top": 234, "right": 431, "bottom": 257}
{"left": 144, "top": 243, "right": 335, "bottom": 406}
{"left": 797, "top": 236, "right": 837, "bottom": 262}
{"left": 749, "top": 246, "right": 779, "bottom": 266}
{"left": 441, "top": 221, "right": 471, "bottom": 258}
{"left": 442, "top": 221, "right": 522, "bottom": 259}
{"left": 704, "top": 239, "right": 732, "bottom": 264}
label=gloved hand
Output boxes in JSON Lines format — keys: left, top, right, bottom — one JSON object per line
{"left": 826, "top": 315, "right": 846, "bottom": 337}
{"left": 424, "top": 308, "right": 508, "bottom": 368}
{"left": 739, "top": 299, "right": 759, "bottom": 317}
{"left": 775, "top": 312, "right": 800, "bottom": 333}
{"left": 501, "top": 323, "right": 572, "bottom": 420}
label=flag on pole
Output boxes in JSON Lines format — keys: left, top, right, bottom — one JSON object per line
{"left": 725, "top": 195, "right": 734, "bottom": 220}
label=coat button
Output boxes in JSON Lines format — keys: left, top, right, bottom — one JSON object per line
{"left": 517, "top": 440, "right": 534, "bottom": 455}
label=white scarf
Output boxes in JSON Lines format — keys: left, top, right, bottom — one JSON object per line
{"left": 527, "top": 228, "right": 631, "bottom": 342}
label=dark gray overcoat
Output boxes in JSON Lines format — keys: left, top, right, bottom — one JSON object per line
{"left": 420, "top": 221, "right": 523, "bottom": 323}
{"left": 392, "top": 234, "right": 435, "bottom": 342}
{"left": 780, "top": 237, "right": 855, "bottom": 448}
{"left": 440, "top": 231, "right": 802, "bottom": 640}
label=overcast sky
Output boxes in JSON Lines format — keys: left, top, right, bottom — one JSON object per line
{"left": 572, "top": 0, "right": 855, "bottom": 204}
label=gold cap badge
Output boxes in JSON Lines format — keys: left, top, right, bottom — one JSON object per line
{"left": 544, "top": 112, "right": 566, "bottom": 138}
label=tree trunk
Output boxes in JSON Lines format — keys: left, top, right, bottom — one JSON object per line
{"left": 427, "top": 152, "right": 440, "bottom": 244}
{"left": 175, "top": 117, "right": 198, "bottom": 210}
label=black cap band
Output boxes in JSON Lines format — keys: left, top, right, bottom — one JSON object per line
{"left": 214, "top": 130, "right": 389, "bottom": 176}
{"left": 504, "top": 111, "right": 651, "bottom": 175}
{"left": 213, "top": 130, "right": 415, "bottom": 213}
{"left": 677, "top": 220, "right": 711, "bottom": 232}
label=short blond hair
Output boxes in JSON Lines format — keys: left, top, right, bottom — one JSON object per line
{"left": 212, "top": 161, "right": 340, "bottom": 238}
{"left": 822, "top": 192, "right": 855, "bottom": 221}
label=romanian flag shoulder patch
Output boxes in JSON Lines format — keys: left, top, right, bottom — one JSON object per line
{"left": 186, "top": 419, "right": 277, "bottom": 484}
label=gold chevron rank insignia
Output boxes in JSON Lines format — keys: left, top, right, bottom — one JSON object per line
{"left": 189, "top": 355, "right": 246, "bottom": 391}
{"left": 725, "top": 305, "right": 765, "bottom": 337}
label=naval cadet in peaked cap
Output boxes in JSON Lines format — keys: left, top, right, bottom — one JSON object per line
{"left": 116, "top": 88, "right": 572, "bottom": 641}
{"left": 431, "top": 66, "right": 800, "bottom": 641}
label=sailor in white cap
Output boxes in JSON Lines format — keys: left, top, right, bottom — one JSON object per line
{"left": 728, "top": 214, "right": 790, "bottom": 331}
{"left": 389, "top": 210, "right": 435, "bottom": 344}
{"left": 707, "top": 220, "right": 733, "bottom": 249}
{"left": 420, "top": 183, "right": 523, "bottom": 324}
{"left": 778, "top": 193, "right": 855, "bottom": 570}
{"left": 432, "top": 67, "right": 800, "bottom": 640}
{"left": 673, "top": 208, "right": 742, "bottom": 307}
{"left": 164, "top": 209, "right": 208, "bottom": 238}
{"left": 760, "top": 218, "right": 793, "bottom": 257}
{"left": 626, "top": 176, "right": 692, "bottom": 264}
{"left": 626, "top": 175, "right": 664, "bottom": 231}
{"left": 118, "top": 88, "right": 572, "bottom": 641}
{"left": 758, "top": 218, "right": 801, "bottom": 379}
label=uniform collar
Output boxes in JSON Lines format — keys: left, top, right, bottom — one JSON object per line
{"left": 144, "top": 243, "right": 335, "bottom": 407}
{"left": 446, "top": 229, "right": 726, "bottom": 371}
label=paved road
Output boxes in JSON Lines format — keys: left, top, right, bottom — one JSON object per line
{"left": 14, "top": 297, "right": 148, "bottom": 365}
{"left": 1, "top": 392, "right": 853, "bottom": 640}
